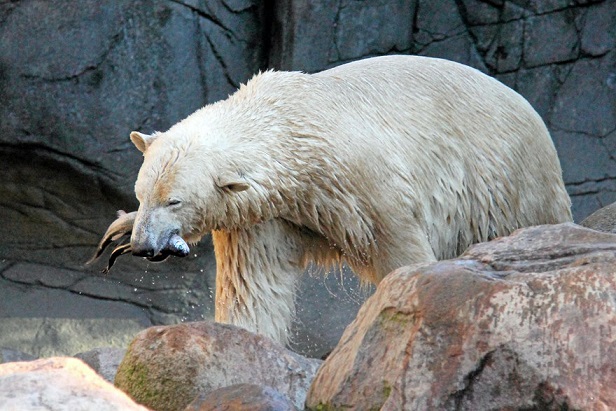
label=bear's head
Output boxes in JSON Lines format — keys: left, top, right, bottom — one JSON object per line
{"left": 129, "top": 130, "right": 252, "bottom": 260}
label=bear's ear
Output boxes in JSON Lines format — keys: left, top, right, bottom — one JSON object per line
{"left": 130, "top": 131, "right": 157, "bottom": 153}
{"left": 217, "top": 172, "right": 250, "bottom": 193}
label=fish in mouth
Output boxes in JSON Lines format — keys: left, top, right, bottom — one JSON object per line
{"left": 87, "top": 210, "right": 190, "bottom": 273}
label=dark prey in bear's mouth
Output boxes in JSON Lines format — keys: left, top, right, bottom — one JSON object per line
{"left": 87, "top": 210, "right": 190, "bottom": 273}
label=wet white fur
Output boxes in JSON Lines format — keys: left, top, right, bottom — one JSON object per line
{"left": 131, "top": 55, "right": 572, "bottom": 344}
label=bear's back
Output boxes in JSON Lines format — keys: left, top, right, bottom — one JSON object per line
{"left": 301, "top": 56, "right": 572, "bottom": 262}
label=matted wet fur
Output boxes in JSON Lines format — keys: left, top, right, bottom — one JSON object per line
{"left": 90, "top": 55, "right": 572, "bottom": 345}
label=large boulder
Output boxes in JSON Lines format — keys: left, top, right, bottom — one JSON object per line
{"left": 307, "top": 223, "right": 616, "bottom": 410}
{"left": 0, "top": 357, "right": 149, "bottom": 410}
{"left": 115, "top": 321, "right": 322, "bottom": 411}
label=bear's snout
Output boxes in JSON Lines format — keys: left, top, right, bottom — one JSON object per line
{"left": 130, "top": 229, "right": 166, "bottom": 258}
{"left": 131, "top": 232, "right": 189, "bottom": 260}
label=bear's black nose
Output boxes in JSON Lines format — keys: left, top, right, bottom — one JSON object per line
{"left": 131, "top": 247, "right": 155, "bottom": 258}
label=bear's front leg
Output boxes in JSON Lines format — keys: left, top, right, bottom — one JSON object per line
{"left": 212, "top": 219, "right": 306, "bottom": 345}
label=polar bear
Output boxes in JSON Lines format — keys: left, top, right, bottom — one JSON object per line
{"left": 94, "top": 55, "right": 572, "bottom": 344}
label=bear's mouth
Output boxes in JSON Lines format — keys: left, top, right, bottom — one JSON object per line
{"left": 146, "top": 233, "right": 191, "bottom": 261}
{"left": 87, "top": 210, "right": 190, "bottom": 274}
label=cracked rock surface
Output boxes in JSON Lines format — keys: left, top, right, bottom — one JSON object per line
{"left": 0, "top": 0, "right": 614, "bottom": 358}
{"left": 306, "top": 223, "right": 616, "bottom": 410}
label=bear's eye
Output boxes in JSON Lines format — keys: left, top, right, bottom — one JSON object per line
{"left": 167, "top": 199, "right": 182, "bottom": 207}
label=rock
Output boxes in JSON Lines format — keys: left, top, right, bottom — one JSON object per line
{"left": 0, "top": 317, "right": 144, "bottom": 358}
{"left": 0, "top": 357, "right": 149, "bottom": 410}
{"left": 184, "top": 384, "right": 297, "bottom": 411}
{"left": 581, "top": 0, "right": 616, "bottom": 57}
{"left": 580, "top": 201, "right": 616, "bottom": 233}
{"left": 0, "top": 347, "right": 36, "bottom": 363}
{"left": 115, "top": 321, "right": 322, "bottom": 411}
{"left": 306, "top": 223, "right": 616, "bottom": 410}
{"left": 524, "top": 9, "right": 580, "bottom": 67}
{"left": 74, "top": 346, "right": 126, "bottom": 383}
{"left": 0, "top": 254, "right": 217, "bottom": 357}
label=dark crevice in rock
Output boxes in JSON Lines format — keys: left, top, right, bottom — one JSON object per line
{"left": 411, "top": 0, "right": 421, "bottom": 37}
{"left": 195, "top": 18, "right": 210, "bottom": 102}
{"left": 552, "top": 125, "right": 616, "bottom": 139}
{"left": 519, "top": 11, "right": 528, "bottom": 72}
{"left": 504, "top": 52, "right": 601, "bottom": 76}
{"left": 259, "top": 0, "right": 275, "bottom": 69}
{"left": 17, "top": 28, "right": 124, "bottom": 84}
{"left": 455, "top": 0, "right": 610, "bottom": 75}
{"left": 329, "top": 0, "right": 344, "bottom": 63}
{"left": 468, "top": 0, "right": 607, "bottom": 26}
{"left": 0, "top": 142, "right": 121, "bottom": 181}
{"left": 550, "top": 124, "right": 616, "bottom": 144}
{"left": 528, "top": 0, "right": 606, "bottom": 18}
{"left": 449, "top": 349, "right": 496, "bottom": 409}
{"left": 413, "top": 0, "right": 470, "bottom": 57}
{"left": 166, "top": 0, "right": 244, "bottom": 90}
{"left": 168, "top": 0, "right": 240, "bottom": 43}
{"left": 0, "top": 201, "right": 29, "bottom": 218}
{"left": 0, "top": 260, "right": 14, "bottom": 275}
{"left": 570, "top": 189, "right": 616, "bottom": 197}
{"left": 220, "top": 0, "right": 255, "bottom": 14}
{"left": 203, "top": 34, "right": 239, "bottom": 89}
{"left": 0, "top": 266, "right": 173, "bottom": 324}
{"left": 0, "top": 266, "right": 82, "bottom": 290}
{"left": 454, "top": 0, "right": 492, "bottom": 73}
{"left": 414, "top": 32, "right": 468, "bottom": 55}
{"left": 517, "top": 382, "right": 572, "bottom": 411}
{"left": 20, "top": 64, "right": 98, "bottom": 84}
{"left": 566, "top": 176, "right": 616, "bottom": 188}
{"left": 164, "top": 0, "right": 258, "bottom": 100}
{"left": 19, "top": 205, "right": 99, "bottom": 239}
{"left": 599, "top": 133, "right": 616, "bottom": 164}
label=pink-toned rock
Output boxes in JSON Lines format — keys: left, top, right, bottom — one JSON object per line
{"left": 306, "top": 223, "right": 616, "bottom": 410}
{"left": 115, "top": 321, "right": 321, "bottom": 411}
{"left": 185, "top": 383, "right": 297, "bottom": 411}
{"left": 0, "top": 357, "right": 149, "bottom": 410}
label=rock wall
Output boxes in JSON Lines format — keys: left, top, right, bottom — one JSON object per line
{"left": 0, "top": 0, "right": 614, "bottom": 357}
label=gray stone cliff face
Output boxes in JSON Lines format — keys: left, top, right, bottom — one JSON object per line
{"left": 0, "top": 0, "right": 614, "bottom": 357}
